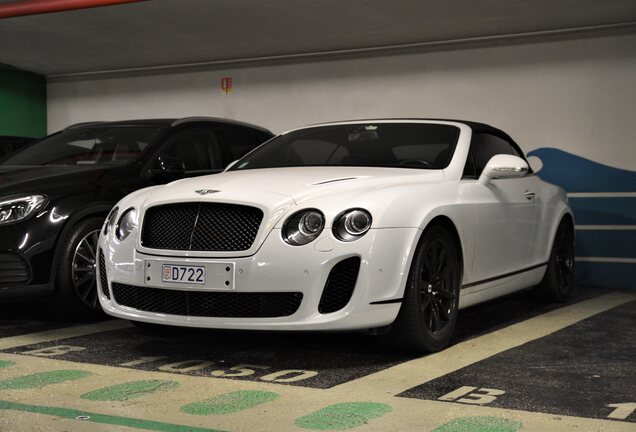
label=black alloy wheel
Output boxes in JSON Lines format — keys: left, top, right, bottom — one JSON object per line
{"left": 419, "top": 236, "right": 458, "bottom": 335}
{"left": 388, "top": 225, "right": 461, "bottom": 352}
{"left": 51, "top": 217, "right": 106, "bottom": 319}
{"left": 537, "top": 218, "right": 575, "bottom": 302}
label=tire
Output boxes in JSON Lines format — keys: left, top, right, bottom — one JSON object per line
{"left": 536, "top": 218, "right": 575, "bottom": 302}
{"left": 50, "top": 217, "right": 105, "bottom": 320}
{"left": 388, "top": 225, "right": 462, "bottom": 353}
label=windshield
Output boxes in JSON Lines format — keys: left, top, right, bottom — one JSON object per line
{"left": 1, "top": 126, "right": 164, "bottom": 166}
{"left": 230, "top": 123, "right": 460, "bottom": 171}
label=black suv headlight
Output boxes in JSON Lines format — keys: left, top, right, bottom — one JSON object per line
{"left": 0, "top": 195, "right": 47, "bottom": 226}
{"left": 333, "top": 209, "right": 372, "bottom": 241}
{"left": 282, "top": 209, "right": 325, "bottom": 246}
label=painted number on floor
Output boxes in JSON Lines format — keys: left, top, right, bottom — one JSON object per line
{"left": 438, "top": 386, "right": 506, "bottom": 405}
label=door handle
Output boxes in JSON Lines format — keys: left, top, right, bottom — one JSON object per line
{"left": 524, "top": 191, "right": 535, "bottom": 200}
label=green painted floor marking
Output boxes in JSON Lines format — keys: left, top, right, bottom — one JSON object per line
{"left": 81, "top": 379, "right": 179, "bottom": 401}
{"left": 295, "top": 402, "right": 392, "bottom": 430}
{"left": 181, "top": 390, "right": 279, "bottom": 415}
{"left": 0, "top": 370, "right": 91, "bottom": 390}
{"left": 0, "top": 360, "right": 15, "bottom": 369}
{"left": 0, "top": 399, "right": 225, "bottom": 432}
{"left": 432, "top": 416, "right": 523, "bottom": 432}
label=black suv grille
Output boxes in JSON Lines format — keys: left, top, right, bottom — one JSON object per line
{"left": 0, "top": 253, "right": 30, "bottom": 288}
{"left": 112, "top": 283, "right": 303, "bottom": 318}
{"left": 141, "top": 203, "right": 263, "bottom": 251}
{"left": 98, "top": 249, "right": 110, "bottom": 299}
{"left": 318, "top": 257, "right": 361, "bottom": 314}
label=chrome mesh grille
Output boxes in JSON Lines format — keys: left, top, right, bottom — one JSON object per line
{"left": 112, "top": 283, "right": 303, "bottom": 318}
{"left": 141, "top": 203, "right": 263, "bottom": 251}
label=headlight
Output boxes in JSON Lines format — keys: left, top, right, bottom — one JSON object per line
{"left": 115, "top": 207, "right": 137, "bottom": 241}
{"left": 0, "top": 195, "right": 47, "bottom": 226}
{"left": 333, "top": 209, "right": 372, "bottom": 241}
{"left": 103, "top": 206, "right": 119, "bottom": 235}
{"left": 282, "top": 209, "right": 325, "bottom": 246}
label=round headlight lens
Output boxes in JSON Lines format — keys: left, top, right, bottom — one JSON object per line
{"left": 299, "top": 211, "right": 324, "bottom": 236}
{"left": 344, "top": 210, "right": 372, "bottom": 236}
{"left": 103, "top": 206, "right": 119, "bottom": 235}
{"left": 333, "top": 209, "right": 372, "bottom": 241}
{"left": 115, "top": 208, "right": 137, "bottom": 241}
{"left": 283, "top": 209, "right": 325, "bottom": 246}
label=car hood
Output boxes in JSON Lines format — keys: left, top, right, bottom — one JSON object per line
{"left": 155, "top": 166, "right": 443, "bottom": 205}
{"left": 138, "top": 167, "right": 444, "bottom": 229}
{"left": 0, "top": 165, "right": 113, "bottom": 197}
{"left": 0, "top": 165, "right": 143, "bottom": 197}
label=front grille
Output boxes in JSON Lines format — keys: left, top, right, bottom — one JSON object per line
{"left": 98, "top": 249, "right": 110, "bottom": 299}
{"left": 0, "top": 253, "right": 30, "bottom": 288}
{"left": 141, "top": 203, "right": 263, "bottom": 251}
{"left": 112, "top": 283, "right": 303, "bottom": 318}
{"left": 318, "top": 257, "right": 361, "bottom": 314}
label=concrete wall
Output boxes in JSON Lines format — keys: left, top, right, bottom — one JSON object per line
{"left": 48, "top": 33, "right": 636, "bottom": 170}
{"left": 47, "top": 32, "right": 636, "bottom": 289}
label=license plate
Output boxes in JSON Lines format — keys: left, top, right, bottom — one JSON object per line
{"left": 161, "top": 264, "right": 206, "bottom": 285}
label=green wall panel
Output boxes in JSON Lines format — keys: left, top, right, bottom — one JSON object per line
{"left": 0, "top": 64, "right": 47, "bottom": 138}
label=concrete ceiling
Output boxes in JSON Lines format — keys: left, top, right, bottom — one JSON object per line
{"left": 1, "top": 0, "right": 635, "bottom": 77}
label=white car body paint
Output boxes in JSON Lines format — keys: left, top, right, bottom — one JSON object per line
{"left": 98, "top": 120, "right": 572, "bottom": 330}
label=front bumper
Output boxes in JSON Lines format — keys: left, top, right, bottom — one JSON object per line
{"left": 99, "top": 227, "right": 420, "bottom": 331}
{"left": 0, "top": 214, "right": 58, "bottom": 300}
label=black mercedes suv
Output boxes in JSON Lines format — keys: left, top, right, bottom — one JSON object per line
{"left": 0, "top": 117, "right": 272, "bottom": 317}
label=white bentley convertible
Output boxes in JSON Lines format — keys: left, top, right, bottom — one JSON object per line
{"left": 98, "top": 120, "right": 574, "bottom": 352}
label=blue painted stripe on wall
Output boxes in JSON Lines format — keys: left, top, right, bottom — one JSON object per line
{"left": 528, "top": 148, "right": 636, "bottom": 193}
{"left": 570, "top": 197, "right": 636, "bottom": 225}
{"left": 575, "top": 230, "right": 636, "bottom": 259}
{"left": 528, "top": 147, "right": 636, "bottom": 290}
{"left": 576, "top": 261, "right": 635, "bottom": 290}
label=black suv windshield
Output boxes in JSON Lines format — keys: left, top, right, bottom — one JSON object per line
{"left": 230, "top": 123, "right": 460, "bottom": 171}
{"left": 1, "top": 126, "right": 164, "bottom": 166}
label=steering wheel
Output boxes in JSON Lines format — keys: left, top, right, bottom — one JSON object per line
{"left": 398, "top": 159, "right": 433, "bottom": 168}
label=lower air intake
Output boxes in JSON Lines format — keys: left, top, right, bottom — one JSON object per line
{"left": 112, "top": 283, "right": 303, "bottom": 318}
{"left": 0, "top": 253, "right": 30, "bottom": 288}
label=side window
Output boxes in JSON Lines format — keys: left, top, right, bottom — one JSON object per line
{"left": 159, "top": 128, "right": 223, "bottom": 172}
{"left": 223, "top": 128, "right": 270, "bottom": 160}
{"left": 468, "top": 133, "right": 522, "bottom": 177}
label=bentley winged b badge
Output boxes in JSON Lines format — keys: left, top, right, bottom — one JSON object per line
{"left": 195, "top": 189, "right": 220, "bottom": 195}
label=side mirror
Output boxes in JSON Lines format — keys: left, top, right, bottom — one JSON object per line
{"left": 153, "top": 154, "right": 185, "bottom": 178}
{"left": 479, "top": 154, "right": 529, "bottom": 185}
{"left": 224, "top": 160, "right": 239, "bottom": 171}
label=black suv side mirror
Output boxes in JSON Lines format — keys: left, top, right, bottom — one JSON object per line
{"left": 152, "top": 154, "right": 186, "bottom": 179}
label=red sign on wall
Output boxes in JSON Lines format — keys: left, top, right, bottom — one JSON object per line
{"left": 221, "top": 77, "right": 233, "bottom": 94}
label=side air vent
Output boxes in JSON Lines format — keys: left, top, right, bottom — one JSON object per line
{"left": 318, "top": 257, "right": 361, "bottom": 314}
{"left": 98, "top": 249, "right": 110, "bottom": 299}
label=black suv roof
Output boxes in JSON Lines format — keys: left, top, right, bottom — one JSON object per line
{"left": 65, "top": 117, "right": 272, "bottom": 134}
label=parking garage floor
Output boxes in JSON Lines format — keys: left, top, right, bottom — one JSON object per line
{"left": 0, "top": 286, "right": 634, "bottom": 432}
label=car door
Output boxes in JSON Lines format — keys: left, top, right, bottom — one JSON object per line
{"left": 463, "top": 133, "right": 540, "bottom": 283}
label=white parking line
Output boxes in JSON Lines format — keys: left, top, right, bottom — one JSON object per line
{"left": 332, "top": 291, "right": 636, "bottom": 396}
{"left": 0, "top": 320, "right": 131, "bottom": 350}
